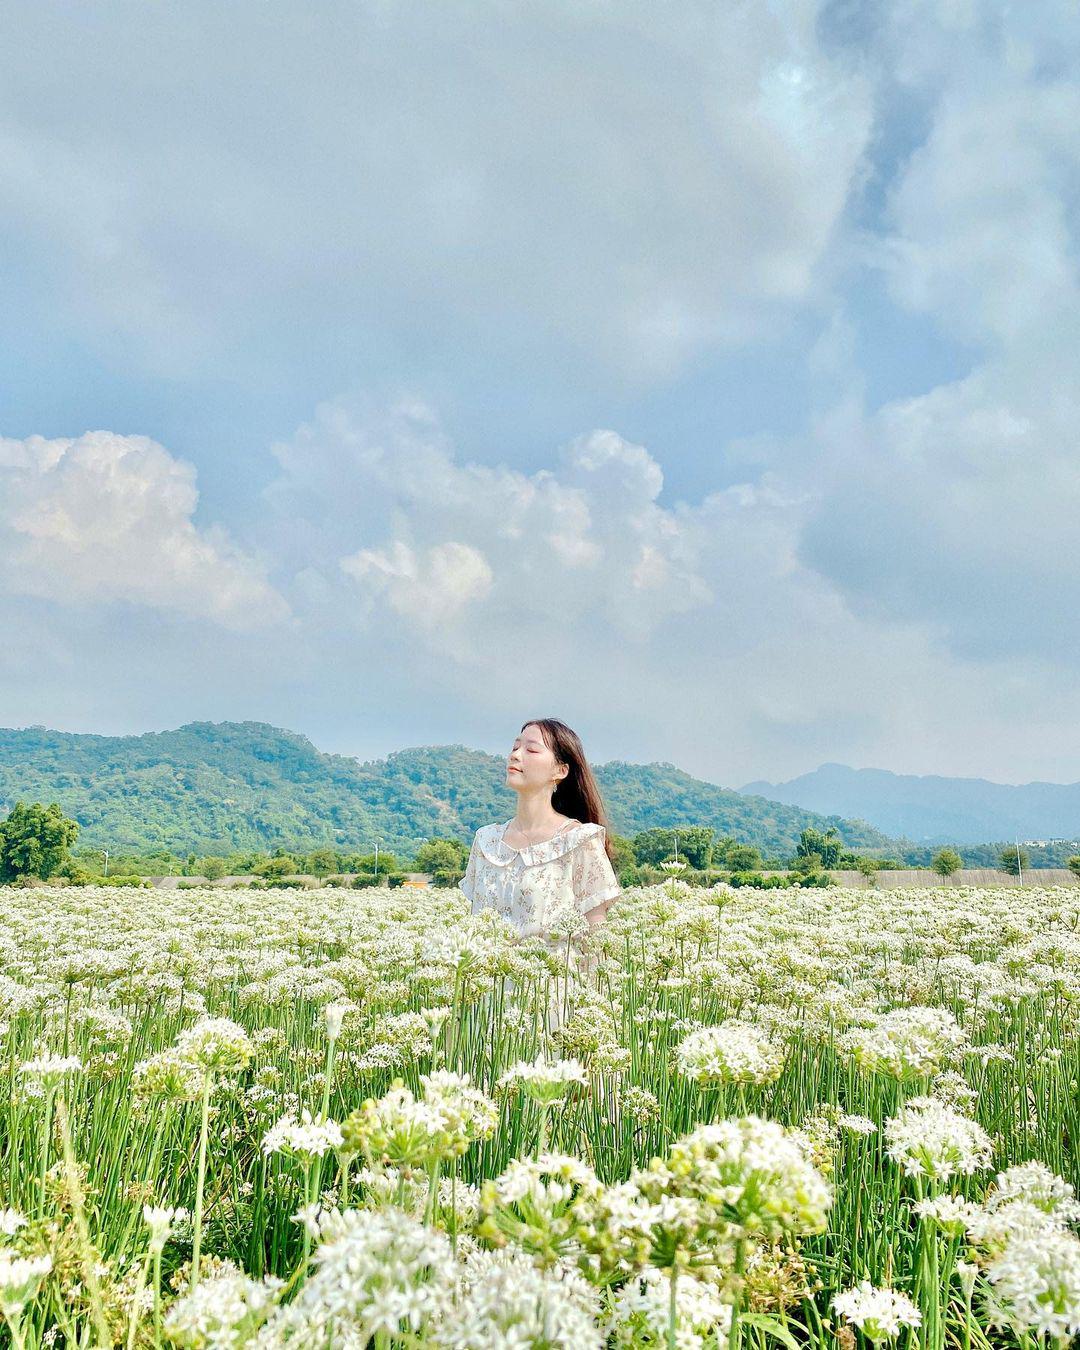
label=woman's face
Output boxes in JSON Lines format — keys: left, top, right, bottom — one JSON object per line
{"left": 506, "top": 723, "right": 565, "bottom": 793}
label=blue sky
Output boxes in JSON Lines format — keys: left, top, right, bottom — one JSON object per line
{"left": 2, "top": 0, "right": 1079, "bottom": 786}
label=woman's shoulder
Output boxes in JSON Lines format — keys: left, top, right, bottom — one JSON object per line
{"left": 523, "top": 820, "right": 605, "bottom": 866}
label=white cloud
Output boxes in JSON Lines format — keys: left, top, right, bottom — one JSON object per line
{"left": 0, "top": 432, "right": 289, "bottom": 630}
{"left": 255, "top": 394, "right": 1080, "bottom": 784}
{"left": 272, "top": 400, "right": 718, "bottom": 644}
{"left": 798, "top": 359, "right": 1080, "bottom": 662}
{"left": 796, "top": 4, "right": 1080, "bottom": 664}
{"left": 341, "top": 538, "right": 494, "bottom": 631}
{"left": 0, "top": 0, "right": 873, "bottom": 380}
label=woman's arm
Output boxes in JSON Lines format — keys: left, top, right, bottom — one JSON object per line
{"left": 585, "top": 897, "right": 611, "bottom": 928}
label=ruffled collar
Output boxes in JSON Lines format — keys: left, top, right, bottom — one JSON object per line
{"left": 477, "top": 819, "right": 604, "bottom": 867}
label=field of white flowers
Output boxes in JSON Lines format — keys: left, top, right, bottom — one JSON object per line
{"left": 0, "top": 878, "right": 1077, "bottom": 1349}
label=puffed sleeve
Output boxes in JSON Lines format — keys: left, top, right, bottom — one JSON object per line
{"left": 458, "top": 831, "right": 480, "bottom": 904}
{"left": 572, "top": 827, "right": 621, "bottom": 914}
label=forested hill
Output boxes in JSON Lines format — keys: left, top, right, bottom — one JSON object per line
{"left": 0, "top": 721, "right": 894, "bottom": 857}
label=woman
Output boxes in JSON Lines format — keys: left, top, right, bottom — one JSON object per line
{"left": 458, "top": 718, "right": 621, "bottom": 945}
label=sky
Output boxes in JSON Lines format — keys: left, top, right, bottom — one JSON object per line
{"left": 2, "top": 0, "right": 1079, "bottom": 788}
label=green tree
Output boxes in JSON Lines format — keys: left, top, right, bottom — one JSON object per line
{"left": 254, "top": 853, "right": 298, "bottom": 879}
{"left": 931, "top": 848, "right": 963, "bottom": 880}
{"left": 305, "top": 847, "right": 341, "bottom": 877}
{"left": 1067, "top": 855, "right": 1080, "bottom": 880}
{"left": 354, "top": 851, "right": 398, "bottom": 880}
{"left": 854, "top": 855, "right": 881, "bottom": 879}
{"left": 0, "top": 801, "right": 79, "bottom": 882}
{"left": 999, "top": 845, "right": 1029, "bottom": 876}
{"left": 632, "top": 827, "right": 714, "bottom": 870}
{"left": 415, "top": 839, "right": 469, "bottom": 876}
{"left": 796, "top": 827, "right": 841, "bottom": 868}
{"left": 200, "top": 856, "right": 228, "bottom": 881}
{"left": 791, "top": 850, "right": 824, "bottom": 876}
{"left": 724, "top": 842, "right": 763, "bottom": 873}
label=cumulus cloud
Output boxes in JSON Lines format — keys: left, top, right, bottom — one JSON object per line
{"left": 0, "top": 432, "right": 288, "bottom": 630}
{"left": 268, "top": 399, "right": 719, "bottom": 645}
{"left": 341, "top": 539, "right": 494, "bottom": 631}
{"left": 252, "top": 394, "right": 1080, "bottom": 783}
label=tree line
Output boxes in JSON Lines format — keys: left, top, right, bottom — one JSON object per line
{"left": 3, "top": 800, "right": 1079, "bottom": 887}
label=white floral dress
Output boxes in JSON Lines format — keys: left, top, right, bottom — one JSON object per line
{"left": 458, "top": 819, "right": 621, "bottom": 939}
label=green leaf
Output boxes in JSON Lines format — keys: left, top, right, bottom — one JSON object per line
{"left": 738, "top": 1313, "right": 802, "bottom": 1350}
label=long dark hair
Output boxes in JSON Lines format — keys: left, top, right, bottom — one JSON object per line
{"left": 520, "top": 718, "right": 616, "bottom": 863}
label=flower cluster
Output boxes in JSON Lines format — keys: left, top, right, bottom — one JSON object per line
{"left": 840, "top": 1006, "right": 968, "bottom": 1080}
{"left": 496, "top": 1054, "right": 588, "bottom": 1105}
{"left": 884, "top": 1098, "right": 993, "bottom": 1182}
{"left": 342, "top": 1072, "right": 497, "bottom": 1171}
{"left": 162, "top": 1266, "right": 283, "bottom": 1347}
{"left": 634, "top": 1116, "right": 833, "bottom": 1249}
{"left": 832, "top": 1280, "right": 922, "bottom": 1343}
{"left": 674, "top": 1021, "right": 787, "bottom": 1086}
{"left": 0, "top": 1250, "right": 52, "bottom": 1319}
{"left": 174, "top": 1017, "right": 254, "bottom": 1077}
{"left": 262, "top": 1108, "right": 344, "bottom": 1164}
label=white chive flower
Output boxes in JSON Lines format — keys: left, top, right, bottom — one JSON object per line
{"left": 162, "top": 1268, "right": 284, "bottom": 1347}
{"left": 17, "top": 1054, "right": 83, "bottom": 1090}
{"left": 175, "top": 1017, "right": 254, "bottom": 1077}
{"left": 913, "top": 1193, "right": 983, "bottom": 1236}
{"left": 884, "top": 1098, "right": 993, "bottom": 1182}
{"left": 674, "top": 1021, "right": 787, "bottom": 1086}
{"left": 0, "top": 1250, "right": 52, "bottom": 1318}
{"left": 496, "top": 1055, "right": 588, "bottom": 1106}
{"left": 260, "top": 1206, "right": 455, "bottom": 1344}
{"left": 262, "top": 1108, "right": 344, "bottom": 1163}
{"left": 608, "top": 1264, "right": 733, "bottom": 1347}
{"left": 985, "top": 1161, "right": 1080, "bottom": 1225}
{"left": 840, "top": 1006, "right": 968, "bottom": 1080}
{"left": 143, "top": 1204, "right": 189, "bottom": 1254}
{"left": 984, "top": 1227, "right": 1080, "bottom": 1341}
{"left": 832, "top": 1281, "right": 922, "bottom": 1342}
{"left": 433, "top": 1247, "right": 601, "bottom": 1347}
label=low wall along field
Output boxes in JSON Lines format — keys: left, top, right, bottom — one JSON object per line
{"left": 828, "top": 867, "right": 1080, "bottom": 888}
{"left": 1, "top": 878, "right": 1077, "bottom": 1346}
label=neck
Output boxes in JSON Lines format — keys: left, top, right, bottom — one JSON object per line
{"left": 511, "top": 792, "right": 561, "bottom": 832}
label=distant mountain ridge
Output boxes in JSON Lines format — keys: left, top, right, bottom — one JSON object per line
{"left": 741, "top": 762, "right": 1080, "bottom": 846}
{"left": 0, "top": 720, "right": 893, "bottom": 857}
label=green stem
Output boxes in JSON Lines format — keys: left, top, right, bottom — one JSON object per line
{"left": 728, "top": 1239, "right": 746, "bottom": 1350}
{"left": 190, "top": 1072, "right": 214, "bottom": 1292}
{"left": 424, "top": 1158, "right": 441, "bottom": 1227}
{"left": 125, "top": 1250, "right": 153, "bottom": 1350}
{"left": 309, "top": 1034, "right": 339, "bottom": 1205}
{"left": 537, "top": 1103, "right": 550, "bottom": 1158}
{"left": 301, "top": 1160, "right": 314, "bottom": 1270}
{"left": 1, "top": 1310, "right": 26, "bottom": 1350}
{"left": 153, "top": 1247, "right": 164, "bottom": 1350}
{"left": 38, "top": 1088, "right": 55, "bottom": 1219}
{"left": 55, "top": 1092, "right": 112, "bottom": 1349}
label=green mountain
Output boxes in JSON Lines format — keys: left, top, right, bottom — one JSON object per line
{"left": 0, "top": 721, "right": 894, "bottom": 858}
